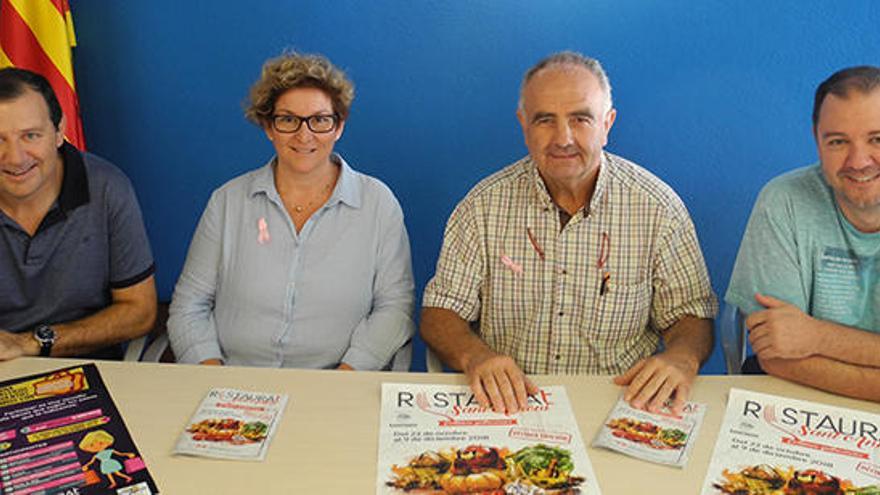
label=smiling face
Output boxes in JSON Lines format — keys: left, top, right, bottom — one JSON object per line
{"left": 517, "top": 64, "right": 616, "bottom": 195}
{"left": 814, "top": 88, "right": 880, "bottom": 231}
{"left": 0, "top": 88, "right": 65, "bottom": 209}
{"left": 264, "top": 87, "right": 344, "bottom": 176}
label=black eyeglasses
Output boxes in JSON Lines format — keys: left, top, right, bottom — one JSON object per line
{"left": 270, "top": 113, "right": 339, "bottom": 133}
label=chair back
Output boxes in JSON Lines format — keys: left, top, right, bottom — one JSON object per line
{"left": 126, "top": 302, "right": 175, "bottom": 363}
{"left": 719, "top": 303, "right": 747, "bottom": 374}
{"left": 426, "top": 347, "right": 444, "bottom": 373}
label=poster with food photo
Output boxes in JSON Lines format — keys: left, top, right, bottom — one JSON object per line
{"left": 700, "top": 388, "right": 880, "bottom": 495}
{"left": 376, "top": 383, "right": 601, "bottom": 494}
{"left": 173, "top": 388, "right": 288, "bottom": 461}
{"left": 592, "top": 396, "right": 705, "bottom": 468}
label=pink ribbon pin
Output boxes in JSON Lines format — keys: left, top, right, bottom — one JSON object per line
{"left": 500, "top": 254, "right": 523, "bottom": 275}
{"left": 257, "top": 217, "right": 271, "bottom": 244}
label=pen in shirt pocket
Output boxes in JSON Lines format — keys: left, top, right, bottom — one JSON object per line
{"left": 597, "top": 232, "right": 610, "bottom": 296}
{"left": 526, "top": 228, "right": 545, "bottom": 261}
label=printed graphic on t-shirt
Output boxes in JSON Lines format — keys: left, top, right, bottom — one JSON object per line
{"left": 813, "top": 247, "right": 873, "bottom": 326}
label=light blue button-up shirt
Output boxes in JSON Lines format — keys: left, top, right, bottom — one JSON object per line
{"left": 168, "top": 154, "right": 415, "bottom": 370}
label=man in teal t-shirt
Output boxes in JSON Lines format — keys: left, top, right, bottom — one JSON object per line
{"left": 726, "top": 66, "right": 880, "bottom": 402}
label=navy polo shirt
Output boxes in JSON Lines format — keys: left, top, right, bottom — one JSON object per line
{"left": 0, "top": 142, "right": 154, "bottom": 357}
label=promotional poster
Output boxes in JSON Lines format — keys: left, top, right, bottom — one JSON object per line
{"left": 376, "top": 383, "right": 601, "bottom": 494}
{"left": 173, "top": 388, "right": 287, "bottom": 461}
{"left": 701, "top": 388, "right": 880, "bottom": 495}
{"left": 592, "top": 397, "right": 706, "bottom": 468}
{"left": 0, "top": 364, "right": 158, "bottom": 495}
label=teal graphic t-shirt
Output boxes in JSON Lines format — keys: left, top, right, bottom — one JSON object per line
{"left": 726, "top": 165, "right": 880, "bottom": 332}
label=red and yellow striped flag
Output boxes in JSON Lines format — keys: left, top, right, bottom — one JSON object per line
{"left": 0, "top": 0, "right": 85, "bottom": 149}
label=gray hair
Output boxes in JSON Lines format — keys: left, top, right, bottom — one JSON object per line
{"left": 518, "top": 51, "right": 613, "bottom": 111}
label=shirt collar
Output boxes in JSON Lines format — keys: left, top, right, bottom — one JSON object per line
{"left": 527, "top": 156, "right": 554, "bottom": 209}
{"left": 57, "top": 141, "right": 90, "bottom": 213}
{"left": 327, "top": 153, "right": 362, "bottom": 208}
{"left": 248, "top": 153, "right": 362, "bottom": 209}
{"left": 527, "top": 151, "right": 611, "bottom": 216}
{"left": 588, "top": 152, "right": 611, "bottom": 214}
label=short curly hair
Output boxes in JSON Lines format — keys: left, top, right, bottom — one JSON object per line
{"left": 244, "top": 52, "right": 354, "bottom": 127}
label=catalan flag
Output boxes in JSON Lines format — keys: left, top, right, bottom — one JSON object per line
{"left": 0, "top": 0, "right": 85, "bottom": 149}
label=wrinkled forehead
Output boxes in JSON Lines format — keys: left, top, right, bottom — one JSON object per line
{"left": 521, "top": 65, "right": 612, "bottom": 112}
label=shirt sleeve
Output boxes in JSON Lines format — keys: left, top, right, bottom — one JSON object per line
{"left": 725, "top": 184, "right": 808, "bottom": 316}
{"left": 167, "top": 191, "right": 225, "bottom": 364}
{"left": 341, "top": 190, "right": 416, "bottom": 370}
{"left": 422, "top": 197, "right": 484, "bottom": 322}
{"left": 650, "top": 203, "right": 718, "bottom": 331}
{"left": 107, "top": 174, "right": 154, "bottom": 288}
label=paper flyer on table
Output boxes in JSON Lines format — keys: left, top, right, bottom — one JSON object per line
{"left": 701, "top": 388, "right": 880, "bottom": 494}
{"left": 173, "top": 388, "right": 288, "bottom": 461}
{"left": 0, "top": 364, "right": 159, "bottom": 495}
{"left": 376, "top": 383, "right": 601, "bottom": 494}
{"left": 592, "top": 396, "right": 706, "bottom": 468}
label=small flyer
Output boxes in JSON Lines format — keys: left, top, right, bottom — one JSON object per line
{"left": 592, "top": 396, "right": 706, "bottom": 468}
{"left": 0, "top": 363, "right": 159, "bottom": 495}
{"left": 701, "top": 388, "right": 880, "bottom": 494}
{"left": 173, "top": 388, "right": 287, "bottom": 461}
{"left": 376, "top": 383, "right": 602, "bottom": 494}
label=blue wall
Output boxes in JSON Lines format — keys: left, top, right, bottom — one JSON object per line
{"left": 69, "top": 1, "right": 879, "bottom": 373}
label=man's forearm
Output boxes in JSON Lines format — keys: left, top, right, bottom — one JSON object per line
{"left": 420, "top": 307, "right": 493, "bottom": 372}
{"left": 27, "top": 277, "right": 157, "bottom": 357}
{"left": 812, "top": 320, "right": 880, "bottom": 367}
{"left": 50, "top": 302, "right": 155, "bottom": 356}
{"left": 761, "top": 355, "right": 880, "bottom": 402}
{"left": 662, "top": 316, "right": 713, "bottom": 371}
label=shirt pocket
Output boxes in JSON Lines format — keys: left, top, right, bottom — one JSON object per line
{"left": 582, "top": 279, "right": 652, "bottom": 370}
{"left": 484, "top": 253, "right": 541, "bottom": 348}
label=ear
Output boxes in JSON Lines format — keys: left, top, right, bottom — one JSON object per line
{"left": 601, "top": 107, "right": 617, "bottom": 146}
{"left": 516, "top": 107, "right": 527, "bottom": 130}
{"left": 55, "top": 114, "right": 67, "bottom": 147}
{"left": 516, "top": 108, "right": 529, "bottom": 146}
{"left": 263, "top": 124, "right": 274, "bottom": 142}
{"left": 334, "top": 119, "right": 346, "bottom": 142}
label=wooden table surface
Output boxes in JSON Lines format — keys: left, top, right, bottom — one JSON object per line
{"left": 1, "top": 358, "right": 876, "bottom": 494}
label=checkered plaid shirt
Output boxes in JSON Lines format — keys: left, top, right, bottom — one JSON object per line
{"left": 423, "top": 152, "right": 717, "bottom": 375}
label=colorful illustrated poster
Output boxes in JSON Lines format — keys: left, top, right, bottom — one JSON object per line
{"left": 376, "top": 383, "right": 601, "bottom": 494}
{"left": 0, "top": 364, "right": 158, "bottom": 495}
{"left": 592, "top": 397, "right": 706, "bottom": 468}
{"left": 173, "top": 388, "right": 287, "bottom": 461}
{"left": 701, "top": 388, "right": 880, "bottom": 494}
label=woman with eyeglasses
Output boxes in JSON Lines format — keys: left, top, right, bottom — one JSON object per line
{"left": 168, "top": 53, "right": 415, "bottom": 370}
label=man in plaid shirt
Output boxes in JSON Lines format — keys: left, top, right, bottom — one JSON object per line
{"left": 421, "top": 52, "right": 717, "bottom": 415}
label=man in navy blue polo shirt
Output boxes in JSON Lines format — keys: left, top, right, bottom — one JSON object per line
{"left": 0, "top": 68, "right": 156, "bottom": 360}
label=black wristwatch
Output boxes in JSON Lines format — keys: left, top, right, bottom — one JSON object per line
{"left": 33, "top": 325, "right": 56, "bottom": 357}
